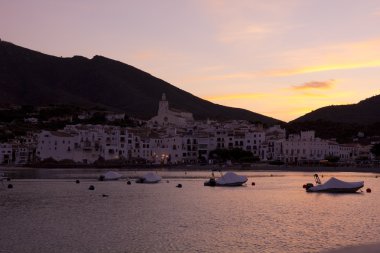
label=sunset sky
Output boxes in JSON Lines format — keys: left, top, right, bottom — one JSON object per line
{"left": 1, "top": 0, "right": 380, "bottom": 121}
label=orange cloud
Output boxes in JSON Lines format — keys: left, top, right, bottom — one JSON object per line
{"left": 292, "top": 80, "right": 335, "bottom": 90}
{"left": 270, "top": 39, "right": 380, "bottom": 76}
{"left": 270, "top": 61, "right": 380, "bottom": 76}
{"left": 373, "top": 10, "right": 380, "bottom": 16}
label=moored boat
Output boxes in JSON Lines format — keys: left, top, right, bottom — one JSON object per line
{"left": 306, "top": 177, "right": 364, "bottom": 193}
{"left": 98, "top": 171, "right": 122, "bottom": 181}
{"left": 136, "top": 172, "right": 161, "bottom": 184}
{"left": 204, "top": 171, "right": 247, "bottom": 187}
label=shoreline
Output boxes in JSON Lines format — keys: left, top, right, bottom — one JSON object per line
{"left": 2, "top": 164, "right": 380, "bottom": 173}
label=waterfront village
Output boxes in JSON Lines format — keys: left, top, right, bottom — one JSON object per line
{"left": 0, "top": 94, "right": 378, "bottom": 167}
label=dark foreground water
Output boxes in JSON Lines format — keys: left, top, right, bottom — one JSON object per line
{"left": 1, "top": 171, "right": 380, "bottom": 253}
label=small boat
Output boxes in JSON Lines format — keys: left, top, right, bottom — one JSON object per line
{"left": 204, "top": 171, "right": 247, "bottom": 187}
{"left": 135, "top": 172, "right": 161, "bottom": 184}
{"left": 306, "top": 177, "right": 364, "bottom": 193}
{"left": 98, "top": 171, "right": 122, "bottom": 181}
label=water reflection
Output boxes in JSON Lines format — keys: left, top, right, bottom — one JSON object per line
{"left": 0, "top": 170, "right": 379, "bottom": 253}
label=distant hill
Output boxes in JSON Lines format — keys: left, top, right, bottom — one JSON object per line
{"left": 0, "top": 40, "right": 281, "bottom": 125}
{"left": 291, "top": 95, "right": 380, "bottom": 125}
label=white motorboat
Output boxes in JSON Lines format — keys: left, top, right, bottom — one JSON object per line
{"left": 98, "top": 171, "right": 122, "bottom": 181}
{"left": 306, "top": 177, "right": 364, "bottom": 193}
{"left": 136, "top": 172, "right": 161, "bottom": 184}
{"left": 204, "top": 171, "right": 248, "bottom": 187}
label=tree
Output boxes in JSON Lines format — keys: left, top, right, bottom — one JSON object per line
{"left": 209, "top": 148, "right": 256, "bottom": 162}
{"left": 370, "top": 144, "right": 380, "bottom": 158}
{"left": 324, "top": 155, "right": 340, "bottom": 163}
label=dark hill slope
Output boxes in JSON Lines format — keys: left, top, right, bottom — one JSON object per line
{"left": 0, "top": 40, "right": 281, "bottom": 125}
{"left": 291, "top": 95, "right": 380, "bottom": 125}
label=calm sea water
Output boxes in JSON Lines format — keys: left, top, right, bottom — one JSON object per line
{"left": 1, "top": 170, "right": 380, "bottom": 253}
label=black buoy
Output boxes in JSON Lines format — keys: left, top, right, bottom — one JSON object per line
{"left": 270, "top": 174, "right": 273, "bottom": 177}
{"left": 7, "top": 184, "right": 13, "bottom": 189}
{"left": 75, "top": 179, "right": 80, "bottom": 184}
{"left": 366, "top": 188, "right": 372, "bottom": 193}
{"left": 252, "top": 182, "right": 255, "bottom": 186}
{"left": 88, "top": 185, "right": 95, "bottom": 190}
{"left": 102, "top": 194, "right": 109, "bottom": 197}
{"left": 127, "top": 181, "right": 131, "bottom": 185}
{"left": 6, "top": 177, "right": 11, "bottom": 181}
{"left": 376, "top": 176, "right": 378, "bottom": 179}
{"left": 176, "top": 184, "right": 182, "bottom": 188}
{"left": 166, "top": 180, "right": 170, "bottom": 183}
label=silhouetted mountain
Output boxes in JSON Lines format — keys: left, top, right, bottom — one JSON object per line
{"left": 291, "top": 95, "right": 380, "bottom": 125}
{"left": 0, "top": 40, "right": 281, "bottom": 125}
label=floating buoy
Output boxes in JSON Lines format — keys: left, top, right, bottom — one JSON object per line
{"left": 7, "top": 184, "right": 13, "bottom": 189}
{"left": 88, "top": 185, "right": 95, "bottom": 190}
{"left": 102, "top": 194, "right": 109, "bottom": 197}
{"left": 127, "top": 181, "right": 131, "bottom": 185}
{"left": 302, "top": 184, "right": 307, "bottom": 189}
{"left": 166, "top": 180, "right": 170, "bottom": 183}
{"left": 376, "top": 176, "right": 378, "bottom": 178}
{"left": 270, "top": 174, "right": 273, "bottom": 177}
{"left": 366, "top": 188, "right": 372, "bottom": 193}
{"left": 176, "top": 184, "right": 182, "bottom": 188}
{"left": 75, "top": 180, "right": 80, "bottom": 184}
{"left": 251, "top": 182, "right": 255, "bottom": 186}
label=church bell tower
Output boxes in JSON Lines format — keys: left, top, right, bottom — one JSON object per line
{"left": 158, "top": 93, "right": 169, "bottom": 115}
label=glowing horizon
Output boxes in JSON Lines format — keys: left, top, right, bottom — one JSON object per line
{"left": 1, "top": 0, "right": 379, "bottom": 122}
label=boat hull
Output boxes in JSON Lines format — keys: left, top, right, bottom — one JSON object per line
{"left": 216, "top": 182, "right": 246, "bottom": 187}
{"left": 307, "top": 186, "right": 363, "bottom": 193}
{"left": 135, "top": 178, "right": 160, "bottom": 184}
{"left": 204, "top": 179, "right": 247, "bottom": 187}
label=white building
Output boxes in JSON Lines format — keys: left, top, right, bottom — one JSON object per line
{"left": 36, "top": 130, "right": 79, "bottom": 162}
{"left": 31, "top": 95, "right": 364, "bottom": 165}
{"left": 281, "top": 131, "right": 358, "bottom": 163}
{"left": 0, "top": 143, "right": 12, "bottom": 164}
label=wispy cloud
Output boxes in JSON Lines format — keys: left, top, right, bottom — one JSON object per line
{"left": 182, "top": 72, "right": 259, "bottom": 83}
{"left": 372, "top": 9, "right": 380, "bottom": 16}
{"left": 218, "top": 24, "right": 272, "bottom": 43}
{"left": 269, "top": 39, "right": 380, "bottom": 76}
{"left": 269, "top": 61, "right": 380, "bottom": 76}
{"left": 204, "top": 93, "right": 267, "bottom": 101}
{"left": 292, "top": 80, "right": 335, "bottom": 90}
{"left": 200, "top": 0, "right": 300, "bottom": 44}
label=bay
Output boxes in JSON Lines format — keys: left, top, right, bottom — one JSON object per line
{"left": 1, "top": 170, "right": 379, "bottom": 253}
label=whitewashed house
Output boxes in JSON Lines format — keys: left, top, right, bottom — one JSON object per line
{"left": 36, "top": 130, "right": 79, "bottom": 162}
{"left": 282, "top": 131, "right": 329, "bottom": 163}
{"left": 0, "top": 143, "right": 12, "bottom": 164}
{"left": 244, "top": 131, "right": 265, "bottom": 157}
